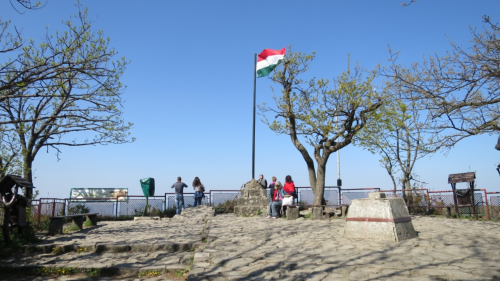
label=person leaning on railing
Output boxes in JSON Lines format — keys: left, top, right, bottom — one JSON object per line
{"left": 171, "top": 177, "right": 188, "bottom": 215}
{"left": 192, "top": 177, "right": 205, "bottom": 207}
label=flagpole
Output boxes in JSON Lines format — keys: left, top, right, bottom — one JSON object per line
{"left": 252, "top": 53, "right": 257, "bottom": 180}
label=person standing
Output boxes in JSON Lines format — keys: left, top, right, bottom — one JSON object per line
{"left": 171, "top": 177, "right": 188, "bottom": 214}
{"left": 258, "top": 174, "right": 267, "bottom": 189}
{"left": 192, "top": 177, "right": 205, "bottom": 207}
{"left": 283, "top": 175, "right": 296, "bottom": 203}
{"left": 268, "top": 176, "right": 277, "bottom": 203}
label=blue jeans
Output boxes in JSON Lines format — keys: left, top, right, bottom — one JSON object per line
{"left": 194, "top": 191, "right": 203, "bottom": 207}
{"left": 175, "top": 194, "right": 185, "bottom": 214}
{"left": 268, "top": 200, "right": 282, "bottom": 217}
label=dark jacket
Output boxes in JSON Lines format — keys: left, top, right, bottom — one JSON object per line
{"left": 258, "top": 178, "right": 267, "bottom": 189}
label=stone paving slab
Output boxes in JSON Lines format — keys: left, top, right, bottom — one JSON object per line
{"left": 3, "top": 207, "right": 500, "bottom": 280}
{"left": 189, "top": 214, "right": 500, "bottom": 281}
{"left": 0, "top": 205, "right": 215, "bottom": 280}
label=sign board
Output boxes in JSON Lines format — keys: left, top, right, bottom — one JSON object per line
{"left": 69, "top": 188, "right": 128, "bottom": 202}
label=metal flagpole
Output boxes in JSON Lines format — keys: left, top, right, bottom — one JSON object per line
{"left": 252, "top": 53, "right": 257, "bottom": 179}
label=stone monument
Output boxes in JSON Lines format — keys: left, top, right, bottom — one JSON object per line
{"left": 343, "top": 192, "right": 417, "bottom": 242}
{"left": 234, "top": 179, "right": 269, "bottom": 216}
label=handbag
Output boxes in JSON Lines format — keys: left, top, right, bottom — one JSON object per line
{"left": 199, "top": 185, "right": 205, "bottom": 193}
{"left": 282, "top": 195, "right": 293, "bottom": 206}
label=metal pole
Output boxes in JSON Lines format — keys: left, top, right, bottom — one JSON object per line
{"left": 252, "top": 53, "right": 257, "bottom": 179}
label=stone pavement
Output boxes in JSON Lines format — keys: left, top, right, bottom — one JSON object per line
{"left": 190, "top": 215, "right": 500, "bottom": 281}
{"left": 1, "top": 206, "right": 500, "bottom": 280}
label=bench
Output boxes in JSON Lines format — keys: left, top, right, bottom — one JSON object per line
{"left": 282, "top": 205, "right": 347, "bottom": 220}
{"left": 48, "top": 213, "right": 99, "bottom": 235}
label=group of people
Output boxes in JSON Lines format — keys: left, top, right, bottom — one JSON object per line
{"left": 171, "top": 176, "right": 205, "bottom": 214}
{"left": 257, "top": 174, "right": 296, "bottom": 219}
{"left": 170, "top": 174, "right": 296, "bottom": 217}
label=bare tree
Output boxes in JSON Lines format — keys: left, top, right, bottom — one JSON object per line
{"left": 0, "top": 5, "right": 134, "bottom": 186}
{"left": 260, "top": 50, "right": 383, "bottom": 205}
{"left": 382, "top": 18, "right": 500, "bottom": 151}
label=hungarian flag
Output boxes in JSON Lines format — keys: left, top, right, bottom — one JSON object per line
{"left": 256, "top": 48, "right": 286, "bottom": 78}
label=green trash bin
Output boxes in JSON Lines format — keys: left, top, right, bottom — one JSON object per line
{"left": 140, "top": 177, "right": 155, "bottom": 197}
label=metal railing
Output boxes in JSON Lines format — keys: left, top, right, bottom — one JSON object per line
{"left": 5, "top": 187, "right": 500, "bottom": 228}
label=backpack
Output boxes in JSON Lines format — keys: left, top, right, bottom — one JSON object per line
{"left": 199, "top": 185, "right": 205, "bottom": 193}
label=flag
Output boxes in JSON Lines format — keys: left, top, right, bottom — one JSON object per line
{"left": 256, "top": 48, "right": 286, "bottom": 78}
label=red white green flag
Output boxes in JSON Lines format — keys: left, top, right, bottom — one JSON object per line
{"left": 256, "top": 48, "right": 286, "bottom": 78}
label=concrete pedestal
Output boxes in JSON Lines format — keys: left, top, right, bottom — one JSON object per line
{"left": 286, "top": 207, "right": 299, "bottom": 220}
{"left": 343, "top": 192, "right": 417, "bottom": 242}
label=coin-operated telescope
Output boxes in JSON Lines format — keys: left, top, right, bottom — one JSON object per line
{"left": 0, "top": 175, "right": 35, "bottom": 245}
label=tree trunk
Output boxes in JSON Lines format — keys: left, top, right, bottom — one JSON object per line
{"left": 23, "top": 153, "right": 33, "bottom": 198}
{"left": 312, "top": 163, "right": 327, "bottom": 206}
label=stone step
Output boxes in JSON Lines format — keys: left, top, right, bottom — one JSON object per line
{"left": 0, "top": 250, "right": 194, "bottom": 278}
{"left": 26, "top": 242, "right": 203, "bottom": 254}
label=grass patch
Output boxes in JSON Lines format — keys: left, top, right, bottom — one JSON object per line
{"left": 52, "top": 246, "right": 63, "bottom": 255}
{"left": 84, "top": 219, "right": 93, "bottom": 227}
{"left": 304, "top": 213, "right": 312, "bottom": 219}
{"left": 174, "top": 269, "right": 189, "bottom": 278}
{"left": 86, "top": 268, "right": 102, "bottom": 278}
{"left": 64, "top": 224, "right": 81, "bottom": 233}
{"left": 139, "top": 269, "right": 161, "bottom": 277}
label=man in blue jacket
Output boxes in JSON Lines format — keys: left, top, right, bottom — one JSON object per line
{"left": 171, "top": 177, "right": 188, "bottom": 214}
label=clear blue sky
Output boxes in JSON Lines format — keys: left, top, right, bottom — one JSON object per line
{"left": 1, "top": 0, "right": 500, "bottom": 198}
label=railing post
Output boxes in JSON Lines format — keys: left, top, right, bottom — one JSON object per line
{"left": 115, "top": 197, "right": 119, "bottom": 220}
{"left": 62, "top": 199, "right": 66, "bottom": 216}
{"left": 37, "top": 199, "right": 42, "bottom": 227}
{"left": 426, "top": 189, "right": 430, "bottom": 214}
{"left": 52, "top": 199, "right": 56, "bottom": 217}
{"left": 483, "top": 189, "right": 490, "bottom": 220}
{"left": 338, "top": 187, "right": 342, "bottom": 206}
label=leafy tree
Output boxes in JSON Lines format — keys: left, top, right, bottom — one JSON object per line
{"left": 383, "top": 18, "right": 500, "bottom": 152}
{"left": 357, "top": 82, "right": 440, "bottom": 193}
{"left": 0, "top": 5, "right": 134, "bottom": 188}
{"left": 260, "top": 50, "right": 383, "bottom": 205}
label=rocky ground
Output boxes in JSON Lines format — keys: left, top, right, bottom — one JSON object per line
{"left": 1, "top": 206, "right": 500, "bottom": 280}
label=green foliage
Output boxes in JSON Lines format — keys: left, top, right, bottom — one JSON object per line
{"left": 214, "top": 200, "right": 234, "bottom": 213}
{"left": 260, "top": 47, "right": 383, "bottom": 205}
{"left": 67, "top": 204, "right": 90, "bottom": 215}
{"left": 0, "top": 2, "right": 134, "bottom": 183}
{"left": 257, "top": 209, "right": 262, "bottom": 215}
{"left": 83, "top": 219, "right": 93, "bottom": 227}
{"left": 64, "top": 224, "right": 80, "bottom": 233}
{"left": 174, "top": 269, "right": 189, "bottom": 278}
{"left": 51, "top": 246, "right": 63, "bottom": 255}
{"left": 356, "top": 81, "right": 440, "bottom": 190}
{"left": 87, "top": 268, "right": 102, "bottom": 278}
{"left": 304, "top": 213, "right": 312, "bottom": 219}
